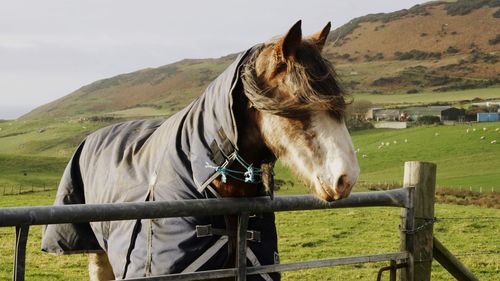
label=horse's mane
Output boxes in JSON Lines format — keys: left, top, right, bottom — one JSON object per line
{"left": 241, "top": 42, "right": 349, "bottom": 119}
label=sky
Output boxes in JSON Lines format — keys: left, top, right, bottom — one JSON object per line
{"left": 0, "top": 0, "right": 425, "bottom": 119}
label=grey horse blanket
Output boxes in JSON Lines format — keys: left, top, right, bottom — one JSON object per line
{"left": 41, "top": 46, "right": 279, "bottom": 280}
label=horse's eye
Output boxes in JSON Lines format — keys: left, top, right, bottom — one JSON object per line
{"left": 275, "top": 62, "right": 287, "bottom": 73}
{"left": 269, "top": 62, "right": 288, "bottom": 79}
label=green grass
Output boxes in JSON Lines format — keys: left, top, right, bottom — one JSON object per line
{"left": 353, "top": 87, "right": 500, "bottom": 106}
{"left": 0, "top": 154, "right": 66, "bottom": 188}
{"left": 2, "top": 119, "right": 500, "bottom": 191}
{"left": 0, "top": 191, "right": 498, "bottom": 280}
{"left": 0, "top": 119, "right": 107, "bottom": 157}
{"left": 350, "top": 122, "right": 500, "bottom": 191}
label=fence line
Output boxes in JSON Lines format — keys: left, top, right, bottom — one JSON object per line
{"left": 1, "top": 184, "right": 56, "bottom": 196}
{"left": 436, "top": 216, "right": 500, "bottom": 220}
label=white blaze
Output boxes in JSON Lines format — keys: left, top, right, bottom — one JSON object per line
{"left": 310, "top": 112, "right": 360, "bottom": 199}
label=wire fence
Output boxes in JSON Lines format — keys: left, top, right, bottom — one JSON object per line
{"left": 0, "top": 184, "right": 57, "bottom": 196}
{"left": 358, "top": 181, "right": 499, "bottom": 193}
{"left": 431, "top": 215, "right": 500, "bottom": 259}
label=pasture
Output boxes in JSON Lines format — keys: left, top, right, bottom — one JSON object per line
{"left": 1, "top": 120, "right": 500, "bottom": 191}
{"left": 350, "top": 121, "right": 500, "bottom": 192}
{"left": 353, "top": 87, "right": 500, "bottom": 106}
{"left": 0, "top": 190, "right": 498, "bottom": 280}
{"left": 1, "top": 96, "right": 499, "bottom": 279}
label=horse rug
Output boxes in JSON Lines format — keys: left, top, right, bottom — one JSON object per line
{"left": 41, "top": 46, "right": 279, "bottom": 280}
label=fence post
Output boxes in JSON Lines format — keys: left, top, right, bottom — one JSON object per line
{"left": 400, "top": 161, "right": 436, "bottom": 281}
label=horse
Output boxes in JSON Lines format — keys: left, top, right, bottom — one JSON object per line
{"left": 41, "top": 20, "right": 360, "bottom": 281}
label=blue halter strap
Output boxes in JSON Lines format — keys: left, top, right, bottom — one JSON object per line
{"left": 205, "top": 153, "right": 262, "bottom": 184}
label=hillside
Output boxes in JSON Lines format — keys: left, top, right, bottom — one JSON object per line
{"left": 22, "top": 0, "right": 500, "bottom": 119}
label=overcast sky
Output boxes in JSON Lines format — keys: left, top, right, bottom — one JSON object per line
{"left": 0, "top": 0, "right": 425, "bottom": 119}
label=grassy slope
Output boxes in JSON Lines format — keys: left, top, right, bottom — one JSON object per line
{"left": 0, "top": 191, "right": 498, "bottom": 280}
{"left": 1, "top": 115, "right": 500, "bottom": 191}
{"left": 353, "top": 87, "right": 500, "bottom": 105}
{"left": 351, "top": 121, "right": 500, "bottom": 191}
{"left": 0, "top": 119, "right": 120, "bottom": 188}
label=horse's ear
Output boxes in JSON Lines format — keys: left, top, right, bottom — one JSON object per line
{"left": 311, "top": 22, "right": 331, "bottom": 51}
{"left": 275, "top": 20, "right": 302, "bottom": 61}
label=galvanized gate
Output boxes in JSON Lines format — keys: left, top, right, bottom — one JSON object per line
{"left": 0, "top": 161, "right": 479, "bottom": 281}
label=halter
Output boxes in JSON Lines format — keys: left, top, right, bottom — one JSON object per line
{"left": 205, "top": 153, "right": 262, "bottom": 184}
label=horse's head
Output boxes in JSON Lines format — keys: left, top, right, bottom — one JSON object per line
{"left": 241, "top": 20, "right": 360, "bottom": 201}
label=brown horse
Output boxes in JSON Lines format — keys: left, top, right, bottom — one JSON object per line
{"left": 45, "top": 21, "right": 359, "bottom": 280}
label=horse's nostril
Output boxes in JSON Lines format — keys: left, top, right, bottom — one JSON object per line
{"left": 337, "top": 174, "right": 347, "bottom": 190}
{"left": 335, "top": 174, "right": 352, "bottom": 199}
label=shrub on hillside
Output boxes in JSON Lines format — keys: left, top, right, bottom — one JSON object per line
{"left": 364, "top": 52, "right": 384, "bottom": 61}
{"left": 469, "top": 50, "right": 499, "bottom": 63}
{"left": 371, "top": 76, "right": 405, "bottom": 86}
{"left": 416, "top": 115, "right": 441, "bottom": 125}
{"left": 446, "top": 46, "right": 460, "bottom": 54}
{"left": 426, "top": 75, "right": 463, "bottom": 86}
{"left": 494, "top": 8, "right": 500, "bottom": 17}
{"left": 488, "top": 34, "right": 500, "bottom": 45}
{"left": 434, "top": 79, "right": 500, "bottom": 91}
{"left": 446, "top": 0, "right": 500, "bottom": 16}
{"left": 394, "top": 49, "right": 441, "bottom": 60}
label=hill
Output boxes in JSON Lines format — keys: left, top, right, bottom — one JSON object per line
{"left": 326, "top": 0, "right": 500, "bottom": 93}
{"left": 22, "top": 0, "right": 500, "bottom": 119}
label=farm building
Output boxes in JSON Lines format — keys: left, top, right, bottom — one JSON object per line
{"left": 365, "top": 108, "right": 382, "bottom": 120}
{"left": 477, "top": 112, "right": 499, "bottom": 122}
{"left": 402, "top": 106, "right": 465, "bottom": 121}
{"left": 471, "top": 101, "right": 500, "bottom": 107}
{"left": 370, "top": 109, "right": 401, "bottom": 121}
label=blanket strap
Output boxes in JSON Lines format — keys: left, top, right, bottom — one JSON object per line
{"left": 196, "top": 224, "right": 261, "bottom": 242}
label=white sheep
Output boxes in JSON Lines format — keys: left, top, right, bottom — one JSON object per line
{"left": 491, "top": 140, "right": 497, "bottom": 144}
{"left": 480, "top": 136, "right": 485, "bottom": 140}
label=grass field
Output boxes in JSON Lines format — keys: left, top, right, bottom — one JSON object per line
{"left": 1, "top": 88, "right": 499, "bottom": 279}
{"left": 1, "top": 120, "right": 500, "bottom": 191}
{"left": 0, "top": 190, "right": 498, "bottom": 280}
{"left": 350, "top": 121, "right": 500, "bottom": 192}
{"left": 353, "top": 87, "right": 500, "bottom": 106}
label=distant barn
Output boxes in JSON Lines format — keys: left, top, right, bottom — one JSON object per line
{"left": 369, "top": 109, "right": 401, "bottom": 121}
{"left": 402, "top": 106, "right": 465, "bottom": 122}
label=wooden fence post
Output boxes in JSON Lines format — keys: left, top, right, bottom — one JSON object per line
{"left": 400, "top": 161, "right": 436, "bottom": 281}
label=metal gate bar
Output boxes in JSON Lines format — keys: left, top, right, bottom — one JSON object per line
{"left": 125, "top": 252, "right": 409, "bottom": 281}
{"left": 0, "top": 189, "right": 410, "bottom": 227}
